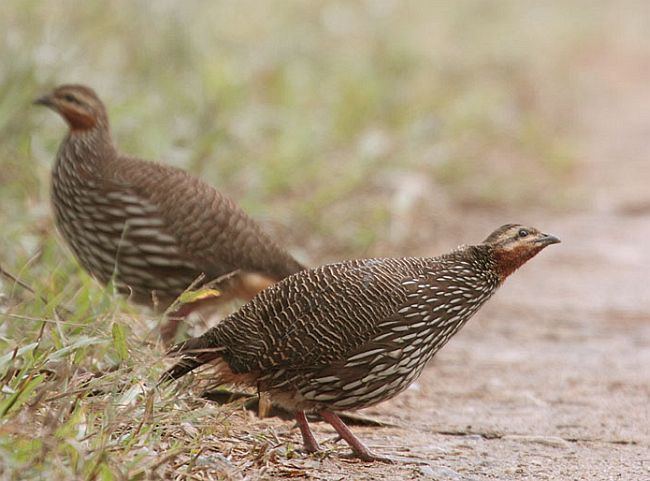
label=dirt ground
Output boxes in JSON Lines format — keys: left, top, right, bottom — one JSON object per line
{"left": 206, "top": 47, "right": 650, "bottom": 481}
{"left": 237, "top": 211, "right": 648, "bottom": 481}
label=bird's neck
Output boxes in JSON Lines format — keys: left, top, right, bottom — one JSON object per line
{"left": 57, "top": 124, "right": 117, "bottom": 175}
{"left": 458, "top": 244, "right": 500, "bottom": 281}
{"left": 437, "top": 245, "right": 501, "bottom": 289}
{"left": 488, "top": 244, "right": 538, "bottom": 283}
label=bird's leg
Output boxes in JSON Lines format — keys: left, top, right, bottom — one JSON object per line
{"left": 257, "top": 390, "right": 273, "bottom": 418}
{"left": 295, "top": 411, "right": 321, "bottom": 453}
{"left": 320, "top": 410, "right": 393, "bottom": 463}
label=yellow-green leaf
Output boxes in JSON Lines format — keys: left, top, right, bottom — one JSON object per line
{"left": 111, "top": 323, "right": 128, "bottom": 362}
{"left": 178, "top": 288, "right": 221, "bottom": 304}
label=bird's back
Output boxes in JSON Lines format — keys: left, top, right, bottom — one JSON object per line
{"left": 110, "top": 155, "right": 304, "bottom": 280}
{"left": 209, "top": 257, "right": 426, "bottom": 371}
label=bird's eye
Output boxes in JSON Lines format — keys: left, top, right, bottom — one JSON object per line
{"left": 518, "top": 229, "right": 529, "bottom": 238}
{"left": 63, "top": 94, "right": 79, "bottom": 104}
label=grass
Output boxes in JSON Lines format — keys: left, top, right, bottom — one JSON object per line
{"left": 0, "top": 1, "right": 645, "bottom": 479}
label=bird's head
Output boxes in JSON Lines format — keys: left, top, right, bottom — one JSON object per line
{"left": 34, "top": 84, "right": 108, "bottom": 132}
{"left": 483, "top": 223, "right": 560, "bottom": 281}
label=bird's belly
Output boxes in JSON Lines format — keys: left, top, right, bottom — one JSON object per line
{"left": 51, "top": 183, "right": 199, "bottom": 305}
{"left": 301, "top": 352, "right": 435, "bottom": 411}
{"left": 284, "top": 314, "right": 481, "bottom": 411}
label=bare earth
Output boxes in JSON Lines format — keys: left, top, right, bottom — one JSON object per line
{"left": 233, "top": 212, "right": 648, "bottom": 481}
{"left": 204, "top": 50, "right": 650, "bottom": 481}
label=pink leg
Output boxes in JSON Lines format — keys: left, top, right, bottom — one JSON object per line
{"left": 320, "top": 410, "right": 393, "bottom": 463}
{"left": 296, "top": 411, "right": 321, "bottom": 453}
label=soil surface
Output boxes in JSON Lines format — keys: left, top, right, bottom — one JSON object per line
{"left": 219, "top": 47, "right": 650, "bottom": 481}
{"left": 243, "top": 211, "right": 649, "bottom": 481}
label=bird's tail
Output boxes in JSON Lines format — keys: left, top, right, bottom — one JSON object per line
{"left": 159, "top": 335, "right": 224, "bottom": 384}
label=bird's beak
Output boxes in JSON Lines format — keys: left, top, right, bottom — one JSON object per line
{"left": 536, "top": 233, "right": 561, "bottom": 246}
{"left": 33, "top": 95, "right": 54, "bottom": 107}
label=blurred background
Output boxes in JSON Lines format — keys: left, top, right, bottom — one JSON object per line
{"left": 1, "top": 1, "right": 649, "bottom": 479}
{"left": 5, "top": 0, "right": 642, "bottom": 263}
{"left": 2, "top": 1, "right": 649, "bottom": 260}
{"left": 3, "top": 0, "right": 649, "bottom": 313}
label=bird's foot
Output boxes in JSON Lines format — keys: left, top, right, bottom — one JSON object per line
{"left": 349, "top": 447, "right": 396, "bottom": 464}
{"left": 302, "top": 438, "right": 322, "bottom": 454}
{"left": 320, "top": 410, "right": 395, "bottom": 463}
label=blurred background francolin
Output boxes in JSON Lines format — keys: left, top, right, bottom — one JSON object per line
{"left": 0, "top": 2, "right": 648, "bottom": 480}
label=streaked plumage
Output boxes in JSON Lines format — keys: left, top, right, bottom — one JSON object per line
{"left": 36, "top": 85, "right": 304, "bottom": 332}
{"left": 164, "top": 224, "right": 560, "bottom": 461}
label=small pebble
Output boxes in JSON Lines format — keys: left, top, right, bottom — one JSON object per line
{"left": 502, "top": 434, "right": 570, "bottom": 448}
{"left": 418, "top": 465, "right": 464, "bottom": 479}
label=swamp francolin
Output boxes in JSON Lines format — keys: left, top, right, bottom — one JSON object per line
{"left": 35, "top": 84, "right": 304, "bottom": 341}
{"left": 163, "top": 224, "right": 560, "bottom": 461}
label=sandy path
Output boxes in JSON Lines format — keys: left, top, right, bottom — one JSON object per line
{"left": 252, "top": 212, "right": 649, "bottom": 480}
{"left": 252, "top": 47, "right": 650, "bottom": 481}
